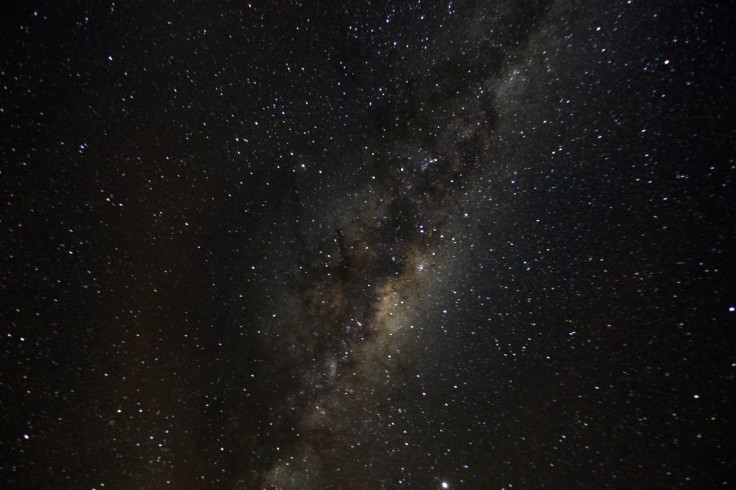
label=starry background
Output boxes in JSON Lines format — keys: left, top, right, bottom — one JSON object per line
{"left": 1, "top": 0, "right": 734, "bottom": 488}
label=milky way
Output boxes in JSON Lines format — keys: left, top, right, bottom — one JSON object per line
{"left": 255, "top": 6, "right": 547, "bottom": 485}
{"left": 3, "top": 0, "right": 734, "bottom": 488}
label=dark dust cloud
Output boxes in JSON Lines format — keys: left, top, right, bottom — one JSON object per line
{"left": 2, "top": 0, "right": 734, "bottom": 488}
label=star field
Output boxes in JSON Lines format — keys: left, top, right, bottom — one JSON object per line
{"left": 2, "top": 1, "right": 734, "bottom": 488}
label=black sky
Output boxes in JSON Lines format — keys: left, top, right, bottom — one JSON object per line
{"left": 2, "top": 1, "right": 735, "bottom": 488}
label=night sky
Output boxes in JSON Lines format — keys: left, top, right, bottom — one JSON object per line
{"left": 2, "top": 1, "right": 735, "bottom": 488}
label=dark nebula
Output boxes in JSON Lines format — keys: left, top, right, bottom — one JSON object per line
{"left": 2, "top": 0, "right": 734, "bottom": 488}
